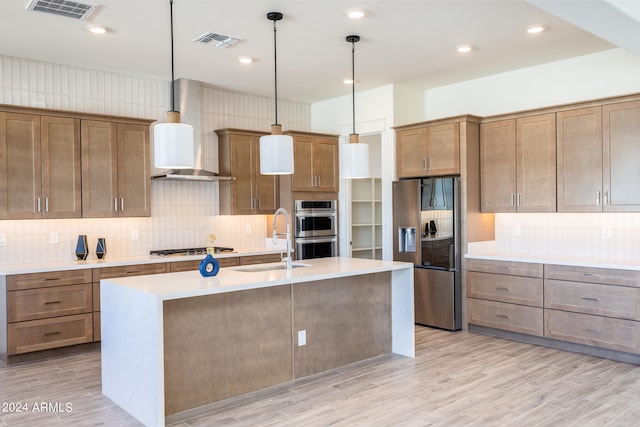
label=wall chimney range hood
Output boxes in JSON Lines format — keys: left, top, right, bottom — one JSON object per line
{"left": 152, "top": 169, "right": 235, "bottom": 182}
{"left": 151, "top": 79, "right": 234, "bottom": 182}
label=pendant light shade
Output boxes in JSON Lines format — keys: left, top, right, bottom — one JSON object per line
{"left": 153, "top": 0, "right": 196, "bottom": 169}
{"left": 260, "top": 12, "right": 294, "bottom": 175}
{"left": 341, "top": 35, "right": 369, "bottom": 179}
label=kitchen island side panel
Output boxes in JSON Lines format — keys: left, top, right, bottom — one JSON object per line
{"left": 162, "top": 285, "right": 293, "bottom": 416}
{"left": 101, "top": 281, "right": 165, "bottom": 427}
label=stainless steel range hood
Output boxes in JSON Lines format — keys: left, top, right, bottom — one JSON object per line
{"left": 152, "top": 79, "right": 234, "bottom": 182}
{"left": 152, "top": 169, "right": 235, "bottom": 181}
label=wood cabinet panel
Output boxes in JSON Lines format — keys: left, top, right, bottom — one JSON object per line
{"left": 168, "top": 257, "right": 239, "bottom": 272}
{"left": 556, "top": 107, "right": 603, "bottom": 212}
{"left": 544, "top": 264, "right": 640, "bottom": 288}
{"left": 92, "top": 263, "right": 167, "bottom": 281}
{"left": 7, "top": 269, "right": 92, "bottom": 291}
{"left": 545, "top": 309, "right": 640, "bottom": 354}
{"left": 467, "top": 271, "right": 543, "bottom": 307}
{"left": 544, "top": 279, "right": 640, "bottom": 321}
{"left": 116, "top": 123, "right": 151, "bottom": 216}
{"left": 239, "top": 254, "right": 282, "bottom": 265}
{"left": 7, "top": 313, "right": 93, "bottom": 355}
{"left": 396, "top": 128, "right": 427, "bottom": 178}
{"left": 480, "top": 119, "right": 516, "bottom": 212}
{"left": 467, "top": 298, "right": 543, "bottom": 336}
{"left": 396, "top": 123, "right": 459, "bottom": 178}
{"left": 466, "top": 258, "right": 543, "bottom": 277}
{"left": 93, "top": 282, "right": 100, "bottom": 312}
{"left": 93, "top": 312, "right": 101, "bottom": 342}
{"left": 8, "top": 283, "right": 92, "bottom": 322}
{"left": 81, "top": 120, "right": 118, "bottom": 217}
{"left": 288, "top": 132, "right": 339, "bottom": 192}
{"left": 603, "top": 100, "right": 640, "bottom": 211}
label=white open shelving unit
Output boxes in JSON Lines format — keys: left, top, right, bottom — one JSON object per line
{"left": 351, "top": 178, "right": 383, "bottom": 259}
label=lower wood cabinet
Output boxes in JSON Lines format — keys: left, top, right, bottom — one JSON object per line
{"left": 8, "top": 314, "right": 93, "bottom": 355}
{"left": 239, "top": 254, "right": 282, "bottom": 265}
{"left": 467, "top": 258, "right": 640, "bottom": 358}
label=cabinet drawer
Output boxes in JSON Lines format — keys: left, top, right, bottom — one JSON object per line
{"left": 544, "top": 264, "right": 640, "bottom": 288}
{"left": 168, "top": 257, "right": 239, "bottom": 272}
{"left": 466, "top": 259, "right": 542, "bottom": 277}
{"left": 7, "top": 314, "right": 93, "bottom": 355}
{"left": 239, "top": 254, "right": 282, "bottom": 265}
{"left": 93, "top": 263, "right": 167, "bottom": 281}
{"left": 545, "top": 309, "right": 640, "bottom": 354}
{"left": 467, "top": 298, "right": 543, "bottom": 336}
{"left": 544, "top": 279, "right": 640, "bottom": 320}
{"left": 7, "top": 283, "right": 92, "bottom": 322}
{"left": 467, "top": 272, "right": 543, "bottom": 307}
{"left": 7, "top": 269, "right": 92, "bottom": 291}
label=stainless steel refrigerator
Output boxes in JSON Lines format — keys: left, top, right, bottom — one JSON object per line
{"left": 392, "top": 177, "right": 461, "bottom": 330}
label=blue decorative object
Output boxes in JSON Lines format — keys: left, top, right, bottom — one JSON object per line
{"left": 199, "top": 254, "right": 220, "bottom": 277}
{"left": 96, "top": 237, "right": 107, "bottom": 259}
{"left": 75, "top": 235, "right": 88, "bottom": 260}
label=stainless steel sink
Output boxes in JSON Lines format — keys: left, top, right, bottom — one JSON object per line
{"left": 230, "top": 263, "right": 311, "bottom": 273}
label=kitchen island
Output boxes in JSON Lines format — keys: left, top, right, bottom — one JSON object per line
{"left": 101, "top": 257, "right": 414, "bottom": 427}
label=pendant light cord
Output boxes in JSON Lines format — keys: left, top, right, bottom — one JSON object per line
{"left": 272, "top": 18, "right": 279, "bottom": 125}
{"left": 169, "top": 0, "right": 176, "bottom": 113}
{"left": 351, "top": 39, "right": 356, "bottom": 135}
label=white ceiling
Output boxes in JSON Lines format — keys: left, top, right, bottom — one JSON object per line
{"left": 1, "top": 0, "right": 638, "bottom": 104}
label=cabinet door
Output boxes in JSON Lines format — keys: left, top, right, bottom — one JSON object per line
{"left": 426, "top": 122, "right": 459, "bottom": 175}
{"left": 117, "top": 123, "right": 150, "bottom": 217}
{"left": 255, "top": 163, "right": 278, "bottom": 213}
{"left": 396, "top": 128, "right": 427, "bottom": 178}
{"left": 1, "top": 113, "right": 42, "bottom": 219}
{"left": 480, "top": 119, "right": 516, "bottom": 212}
{"left": 41, "top": 116, "right": 81, "bottom": 218}
{"left": 291, "top": 136, "right": 314, "bottom": 191}
{"left": 556, "top": 107, "right": 602, "bottom": 212}
{"left": 516, "top": 113, "right": 556, "bottom": 212}
{"left": 313, "top": 137, "right": 338, "bottom": 192}
{"left": 603, "top": 101, "right": 640, "bottom": 211}
{"left": 230, "top": 133, "right": 257, "bottom": 214}
{"left": 82, "top": 120, "right": 118, "bottom": 217}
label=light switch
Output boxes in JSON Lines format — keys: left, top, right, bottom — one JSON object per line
{"left": 298, "top": 330, "right": 306, "bottom": 346}
{"left": 131, "top": 229, "right": 139, "bottom": 240}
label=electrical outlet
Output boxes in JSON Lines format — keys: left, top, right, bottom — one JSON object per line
{"left": 514, "top": 225, "right": 521, "bottom": 236}
{"left": 131, "top": 229, "right": 139, "bottom": 240}
{"left": 0, "top": 233, "right": 6, "bottom": 247}
{"left": 298, "top": 330, "right": 306, "bottom": 346}
{"left": 49, "top": 231, "right": 59, "bottom": 244}
{"left": 602, "top": 226, "right": 611, "bottom": 239}
{"left": 245, "top": 224, "right": 251, "bottom": 234}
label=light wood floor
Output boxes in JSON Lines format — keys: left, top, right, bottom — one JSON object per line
{"left": 1, "top": 326, "right": 640, "bottom": 426}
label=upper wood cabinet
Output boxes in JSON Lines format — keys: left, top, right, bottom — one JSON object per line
{"left": 216, "top": 129, "right": 278, "bottom": 214}
{"left": 81, "top": 120, "right": 151, "bottom": 217}
{"left": 396, "top": 122, "right": 460, "bottom": 178}
{"left": 0, "top": 112, "right": 81, "bottom": 219}
{"left": 480, "top": 113, "right": 556, "bottom": 212}
{"left": 286, "top": 131, "right": 339, "bottom": 192}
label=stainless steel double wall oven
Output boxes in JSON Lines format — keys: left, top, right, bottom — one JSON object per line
{"left": 294, "top": 200, "right": 337, "bottom": 260}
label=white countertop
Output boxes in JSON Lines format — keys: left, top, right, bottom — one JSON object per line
{"left": 101, "top": 257, "right": 414, "bottom": 301}
{"left": 0, "top": 247, "right": 286, "bottom": 275}
{"left": 466, "top": 241, "right": 640, "bottom": 271}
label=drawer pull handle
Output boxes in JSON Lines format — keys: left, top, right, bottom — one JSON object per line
{"left": 582, "top": 328, "right": 600, "bottom": 334}
{"left": 44, "top": 300, "right": 62, "bottom": 305}
{"left": 581, "top": 297, "right": 599, "bottom": 302}
{"left": 495, "top": 314, "right": 509, "bottom": 319}
{"left": 44, "top": 278, "right": 60, "bottom": 281}
{"left": 495, "top": 287, "right": 510, "bottom": 291}
{"left": 583, "top": 273, "right": 598, "bottom": 277}
{"left": 44, "top": 331, "right": 61, "bottom": 336}
{"left": 126, "top": 271, "right": 141, "bottom": 275}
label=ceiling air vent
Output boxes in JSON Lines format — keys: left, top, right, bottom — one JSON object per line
{"left": 193, "top": 32, "right": 241, "bottom": 48}
{"left": 26, "top": 0, "right": 98, "bottom": 20}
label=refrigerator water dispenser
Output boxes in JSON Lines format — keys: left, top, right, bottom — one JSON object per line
{"left": 398, "top": 227, "right": 417, "bottom": 252}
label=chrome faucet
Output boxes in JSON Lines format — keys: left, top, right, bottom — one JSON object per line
{"left": 272, "top": 208, "right": 292, "bottom": 270}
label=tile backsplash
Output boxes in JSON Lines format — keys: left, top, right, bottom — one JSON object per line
{"left": 495, "top": 213, "right": 640, "bottom": 259}
{"left": 0, "top": 55, "right": 310, "bottom": 265}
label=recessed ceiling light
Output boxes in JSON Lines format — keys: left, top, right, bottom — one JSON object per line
{"left": 87, "top": 25, "right": 107, "bottom": 34}
{"left": 347, "top": 9, "right": 365, "bottom": 19}
{"left": 527, "top": 25, "right": 546, "bottom": 34}
{"left": 238, "top": 57, "right": 253, "bottom": 64}
{"left": 456, "top": 45, "right": 474, "bottom": 53}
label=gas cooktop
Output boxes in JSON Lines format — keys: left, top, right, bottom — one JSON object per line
{"left": 150, "top": 246, "right": 235, "bottom": 257}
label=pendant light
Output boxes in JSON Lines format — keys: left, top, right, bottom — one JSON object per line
{"left": 341, "top": 35, "right": 369, "bottom": 179}
{"left": 260, "top": 12, "right": 294, "bottom": 175}
{"left": 153, "top": 0, "right": 196, "bottom": 169}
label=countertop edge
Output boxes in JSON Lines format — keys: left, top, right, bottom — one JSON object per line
{"left": 465, "top": 252, "right": 640, "bottom": 271}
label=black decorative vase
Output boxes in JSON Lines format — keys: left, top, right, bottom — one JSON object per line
{"left": 75, "top": 235, "right": 88, "bottom": 260}
{"left": 96, "top": 237, "right": 107, "bottom": 259}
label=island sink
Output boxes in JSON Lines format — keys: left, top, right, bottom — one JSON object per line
{"left": 230, "top": 262, "right": 311, "bottom": 273}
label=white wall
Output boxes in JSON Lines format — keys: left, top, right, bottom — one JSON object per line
{"left": 423, "top": 47, "right": 640, "bottom": 259}
{"left": 0, "top": 55, "right": 310, "bottom": 265}
{"left": 425, "top": 48, "right": 640, "bottom": 119}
